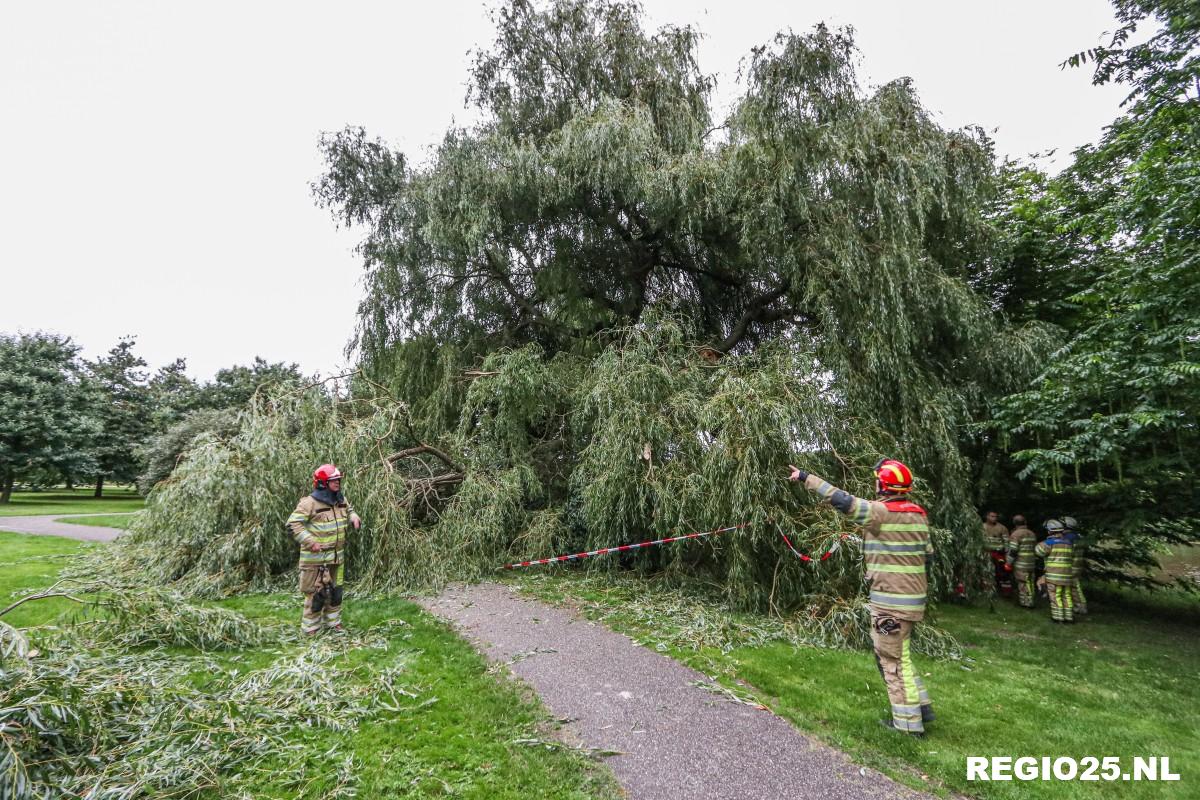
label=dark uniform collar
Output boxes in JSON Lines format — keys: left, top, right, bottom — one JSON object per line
{"left": 311, "top": 487, "right": 345, "bottom": 506}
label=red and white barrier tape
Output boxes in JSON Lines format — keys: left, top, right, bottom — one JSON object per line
{"left": 779, "top": 530, "right": 858, "bottom": 562}
{"left": 503, "top": 523, "right": 749, "bottom": 570}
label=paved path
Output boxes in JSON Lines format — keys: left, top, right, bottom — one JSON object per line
{"left": 421, "top": 583, "right": 932, "bottom": 800}
{"left": 0, "top": 514, "right": 128, "bottom": 542}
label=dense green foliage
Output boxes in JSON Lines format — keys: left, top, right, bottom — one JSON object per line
{"left": 135, "top": 407, "right": 241, "bottom": 495}
{"left": 87, "top": 338, "right": 153, "bottom": 497}
{"left": 134, "top": 356, "right": 307, "bottom": 495}
{"left": 0, "top": 333, "right": 98, "bottom": 503}
{"left": 117, "top": 318, "right": 983, "bottom": 632}
{"left": 989, "top": 0, "right": 1200, "bottom": 582}
{"left": 0, "top": 329, "right": 306, "bottom": 501}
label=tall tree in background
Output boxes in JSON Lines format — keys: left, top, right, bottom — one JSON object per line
{"left": 87, "top": 338, "right": 152, "bottom": 497}
{"left": 993, "top": 0, "right": 1200, "bottom": 582}
{"left": 0, "top": 333, "right": 98, "bottom": 502}
{"left": 197, "top": 357, "right": 305, "bottom": 410}
{"left": 146, "top": 358, "right": 202, "bottom": 430}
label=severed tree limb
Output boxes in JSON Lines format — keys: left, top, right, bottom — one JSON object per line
{"left": 386, "top": 445, "right": 464, "bottom": 473}
{"left": 0, "top": 591, "right": 93, "bottom": 619}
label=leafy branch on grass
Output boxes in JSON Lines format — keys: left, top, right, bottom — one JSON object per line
{"left": 0, "top": 612, "right": 420, "bottom": 800}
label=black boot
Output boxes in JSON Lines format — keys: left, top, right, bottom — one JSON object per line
{"left": 921, "top": 704, "right": 936, "bottom": 723}
{"left": 879, "top": 718, "right": 924, "bottom": 737}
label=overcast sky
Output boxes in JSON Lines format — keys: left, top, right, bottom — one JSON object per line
{"left": 1, "top": 1, "right": 1129, "bottom": 381}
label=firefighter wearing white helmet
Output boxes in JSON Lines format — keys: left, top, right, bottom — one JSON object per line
{"left": 1036, "top": 519, "right": 1075, "bottom": 623}
{"left": 286, "top": 464, "right": 362, "bottom": 634}
{"left": 1062, "top": 516, "right": 1088, "bottom": 615}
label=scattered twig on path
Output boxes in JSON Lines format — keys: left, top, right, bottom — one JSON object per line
{"left": 510, "top": 738, "right": 623, "bottom": 759}
{"left": 689, "top": 679, "right": 768, "bottom": 710}
{"left": 488, "top": 646, "right": 558, "bottom": 674}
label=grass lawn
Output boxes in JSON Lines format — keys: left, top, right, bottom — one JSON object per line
{"left": 513, "top": 572, "right": 1199, "bottom": 799}
{"left": 0, "top": 487, "right": 144, "bottom": 517}
{"left": 0, "top": 531, "right": 99, "bottom": 627}
{"left": 0, "top": 532, "right": 620, "bottom": 800}
{"left": 55, "top": 513, "right": 139, "bottom": 530}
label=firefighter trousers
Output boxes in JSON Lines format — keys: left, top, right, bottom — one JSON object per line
{"left": 1071, "top": 582, "right": 1087, "bottom": 615}
{"left": 1048, "top": 582, "right": 1074, "bottom": 623}
{"left": 871, "top": 612, "right": 933, "bottom": 734}
{"left": 300, "top": 563, "right": 343, "bottom": 633}
{"left": 1013, "top": 570, "right": 1035, "bottom": 608}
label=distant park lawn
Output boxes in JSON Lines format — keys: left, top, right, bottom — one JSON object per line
{"left": 0, "top": 487, "right": 144, "bottom": 517}
{"left": 55, "top": 513, "right": 139, "bottom": 530}
{"left": 0, "top": 530, "right": 98, "bottom": 627}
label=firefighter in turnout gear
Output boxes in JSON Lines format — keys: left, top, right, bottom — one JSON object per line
{"left": 287, "top": 464, "right": 362, "bottom": 634}
{"left": 1006, "top": 515, "right": 1037, "bottom": 608}
{"left": 1063, "top": 516, "right": 1088, "bottom": 615}
{"left": 982, "top": 511, "right": 1011, "bottom": 596}
{"left": 790, "top": 458, "right": 935, "bottom": 736}
{"left": 1036, "top": 519, "right": 1075, "bottom": 623}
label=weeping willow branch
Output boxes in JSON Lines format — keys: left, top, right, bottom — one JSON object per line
{"left": 0, "top": 590, "right": 91, "bottom": 619}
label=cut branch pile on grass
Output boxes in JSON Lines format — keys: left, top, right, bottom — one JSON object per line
{"left": 0, "top": 587, "right": 418, "bottom": 800}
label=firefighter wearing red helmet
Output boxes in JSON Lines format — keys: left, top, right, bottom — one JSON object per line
{"left": 286, "top": 463, "right": 362, "bottom": 634}
{"left": 790, "top": 457, "right": 935, "bottom": 735}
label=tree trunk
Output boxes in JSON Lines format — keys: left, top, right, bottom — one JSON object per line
{"left": 94, "top": 475, "right": 104, "bottom": 498}
{"left": 0, "top": 472, "right": 13, "bottom": 504}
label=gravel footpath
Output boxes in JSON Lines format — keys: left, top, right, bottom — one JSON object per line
{"left": 0, "top": 514, "right": 127, "bottom": 542}
{"left": 420, "top": 582, "right": 932, "bottom": 800}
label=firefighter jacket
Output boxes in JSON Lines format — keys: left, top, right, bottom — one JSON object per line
{"left": 1035, "top": 534, "right": 1075, "bottom": 587}
{"left": 1069, "top": 533, "right": 1087, "bottom": 579}
{"left": 1006, "top": 525, "right": 1037, "bottom": 572}
{"left": 983, "top": 521, "right": 1009, "bottom": 551}
{"left": 287, "top": 495, "right": 355, "bottom": 568}
{"left": 803, "top": 474, "right": 933, "bottom": 622}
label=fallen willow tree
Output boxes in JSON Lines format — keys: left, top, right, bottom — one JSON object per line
{"left": 110, "top": 319, "right": 995, "bottom": 622}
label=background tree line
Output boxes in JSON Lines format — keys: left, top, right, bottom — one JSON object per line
{"left": 0, "top": 332, "right": 304, "bottom": 502}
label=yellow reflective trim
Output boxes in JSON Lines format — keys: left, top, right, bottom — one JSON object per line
{"left": 869, "top": 563, "right": 926, "bottom": 573}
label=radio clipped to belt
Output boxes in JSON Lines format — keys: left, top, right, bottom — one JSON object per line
{"left": 310, "top": 502, "right": 347, "bottom": 614}
{"left": 309, "top": 564, "right": 344, "bottom": 614}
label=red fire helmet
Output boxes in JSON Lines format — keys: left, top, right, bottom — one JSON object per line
{"left": 874, "top": 458, "right": 913, "bottom": 494}
{"left": 312, "top": 463, "right": 343, "bottom": 488}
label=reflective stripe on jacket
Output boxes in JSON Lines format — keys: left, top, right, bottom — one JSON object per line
{"left": 983, "top": 521, "right": 1009, "bottom": 551}
{"left": 1069, "top": 533, "right": 1087, "bottom": 578}
{"left": 287, "top": 495, "right": 354, "bottom": 566}
{"left": 1007, "top": 526, "right": 1037, "bottom": 571}
{"left": 1035, "top": 535, "right": 1074, "bottom": 586}
{"left": 803, "top": 473, "right": 933, "bottom": 622}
